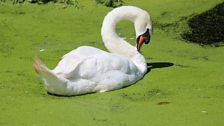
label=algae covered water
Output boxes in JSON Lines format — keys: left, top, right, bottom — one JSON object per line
{"left": 0, "top": 0, "right": 224, "bottom": 126}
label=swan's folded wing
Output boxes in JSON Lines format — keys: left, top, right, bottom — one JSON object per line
{"left": 52, "top": 54, "right": 83, "bottom": 76}
{"left": 52, "top": 46, "right": 106, "bottom": 77}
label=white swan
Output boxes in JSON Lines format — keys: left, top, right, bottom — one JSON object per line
{"left": 34, "top": 6, "right": 152, "bottom": 96}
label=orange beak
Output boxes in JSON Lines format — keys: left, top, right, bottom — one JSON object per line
{"left": 137, "top": 36, "right": 146, "bottom": 51}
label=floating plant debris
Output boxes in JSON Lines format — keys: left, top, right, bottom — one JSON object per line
{"left": 182, "top": 2, "right": 224, "bottom": 44}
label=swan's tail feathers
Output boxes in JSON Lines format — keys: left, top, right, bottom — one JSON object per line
{"left": 34, "top": 57, "right": 52, "bottom": 76}
{"left": 33, "top": 57, "right": 70, "bottom": 95}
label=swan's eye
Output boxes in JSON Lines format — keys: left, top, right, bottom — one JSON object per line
{"left": 143, "top": 28, "right": 150, "bottom": 44}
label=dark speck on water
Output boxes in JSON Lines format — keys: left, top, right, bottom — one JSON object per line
{"left": 157, "top": 101, "right": 171, "bottom": 105}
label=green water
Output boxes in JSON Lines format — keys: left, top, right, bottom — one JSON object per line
{"left": 0, "top": 0, "right": 224, "bottom": 125}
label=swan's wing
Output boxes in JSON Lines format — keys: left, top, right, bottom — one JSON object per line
{"left": 52, "top": 46, "right": 106, "bottom": 76}
{"left": 65, "top": 52, "right": 140, "bottom": 81}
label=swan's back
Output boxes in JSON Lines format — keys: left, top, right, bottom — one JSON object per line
{"left": 53, "top": 46, "right": 141, "bottom": 81}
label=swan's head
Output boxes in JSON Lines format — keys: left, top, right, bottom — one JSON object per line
{"left": 135, "top": 12, "right": 152, "bottom": 51}
{"left": 136, "top": 28, "right": 151, "bottom": 51}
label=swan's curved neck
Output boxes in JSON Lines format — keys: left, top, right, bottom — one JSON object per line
{"left": 101, "top": 6, "right": 148, "bottom": 74}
